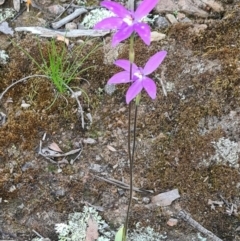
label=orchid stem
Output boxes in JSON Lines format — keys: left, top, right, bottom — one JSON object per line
{"left": 123, "top": 34, "right": 136, "bottom": 241}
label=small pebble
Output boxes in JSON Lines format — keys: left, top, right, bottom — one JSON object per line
{"left": 180, "top": 17, "right": 192, "bottom": 23}
{"left": 89, "top": 163, "right": 104, "bottom": 172}
{"left": 21, "top": 162, "right": 34, "bottom": 172}
{"left": 78, "top": 23, "right": 86, "bottom": 29}
{"left": 17, "top": 203, "right": 24, "bottom": 209}
{"left": 55, "top": 189, "right": 66, "bottom": 197}
{"left": 9, "top": 185, "right": 16, "bottom": 192}
{"left": 96, "top": 155, "right": 101, "bottom": 161}
{"left": 177, "top": 12, "right": 186, "bottom": 20}
{"left": 65, "top": 22, "right": 77, "bottom": 30}
{"left": 47, "top": 5, "right": 65, "bottom": 15}
{"left": 142, "top": 197, "right": 151, "bottom": 204}
{"left": 155, "top": 16, "right": 170, "bottom": 29}
{"left": 118, "top": 188, "right": 125, "bottom": 196}
{"left": 167, "top": 218, "right": 178, "bottom": 226}
{"left": 166, "top": 14, "right": 178, "bottom": 24}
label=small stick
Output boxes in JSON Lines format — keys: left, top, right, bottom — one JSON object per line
{"left": 51, "top": 8, "right": 87, "bottom": 29}
{"left": 32, "top": 229, "right": 44, "bottom": 238}
{"left": 52, "top": 0, "right": 75, "bottom": 22}
{"left": 218, "top": 194, "right": 230, "bottom": 208}
{"left": 95, "top": 175, "right": 153, "bottom": 193}
{"left": 63, "top": 83, "right": 85, "bottom": 129}
{"left": 71, "top": 142, "right": 83, "bottom": 164}
{"left": 177, "top": 210, "right": 223, "bottom": 241}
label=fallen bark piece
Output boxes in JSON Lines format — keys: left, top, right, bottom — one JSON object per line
{"left": 13, "top": 0, "right": 20, "bottom": 12}
{"left": 15, "top": 27, "right": 110, "bottom": 38}
{"left": 150, "top": 189, "right": 180, "bottom": 207}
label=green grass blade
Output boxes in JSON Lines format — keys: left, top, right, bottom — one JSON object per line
{"left": 115, "top": 226, "right": 125, "bottom": 241}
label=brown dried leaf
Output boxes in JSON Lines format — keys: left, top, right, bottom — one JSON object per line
{"left": 48, "top": 142, "right": 63, "bottom": 153}
{"left": 85, "top": 217, "right": 98, "bottom": 241}
{"left": 107, "top": 145, "right": 117, "bottom": 152}
{"left": 56, "top": 35, "right": 69, "bottom": 46}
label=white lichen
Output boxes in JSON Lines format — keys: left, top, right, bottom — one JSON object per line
{"left": 104, "top": 84, "right": 116, "bottom": 95}
{"left": 81, "top": 8, "right": 115, "bottom": 29}
{"left": 0, "top": 50, "right": 9, "bottom": 64}
{"left": 143, "top": 14, "right": 159, "bottom": 26}
{"left": 32, "top": 207, "right": 172, "bottom": 241}
{"left": 55, "top": 206, "right": 114, "bottom": 241}
{"left": 0, "top": 8, "right": 16, "bottom": 22}
{"left": 81, "top": 8, "right": 159, "bottom": 29}
{"left": 196, "top": 232, "right": 207, "bottom": 241}
{"left": 211, "top": 137, "right": 239, "bottom": 168}
{"left": 128, "top": 223, "right": 167, "bottom": 241}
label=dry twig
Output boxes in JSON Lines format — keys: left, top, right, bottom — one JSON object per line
{"left": 63, "top": 83, "right": 85, "bottom": 129}
{"left": 177, "top": 210, "right": 223, "bottom": 241}
{"left": 95, "top": 175, "right": 153, "bottom": 193}
{"left": 51, "top": 8, "right": 87, "bottom": 29}
{"left": 52, "top": 0, "right": 75, "bottom": 22}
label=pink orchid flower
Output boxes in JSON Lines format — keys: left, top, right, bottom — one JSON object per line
{"left": 94, "top": 0, "right": 158, "bottom": 46}
{"left": 108, "top": 51, "right": 167, "bottom": 103}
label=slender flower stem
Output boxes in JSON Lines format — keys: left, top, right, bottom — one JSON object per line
{"left": 123, "top": 34, "right": 135, "bottom": 241}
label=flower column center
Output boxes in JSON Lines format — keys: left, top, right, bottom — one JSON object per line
{"left": 134, "top": 70, "right": 144, "bottom": 81}
{"left": 123, "top": 15, "right": 134, "bottom": 26}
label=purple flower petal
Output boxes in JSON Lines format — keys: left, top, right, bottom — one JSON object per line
{"left": 134, "top": 0, "right": 158, "bottom": 21}
{"left": 101, "top": 1, "right": 130, "bottom": 18}
{"left": 134, "top": 23, "right": 151, "bottom": 45}
{"left": 112, "top": 25, "right": 134, "bottom": 46}
{"left": 108, "top": 71, "right": 131, "bottom": 84}
{"left": 94, "top": 17, "right": 123, "bottom": 30}
{"left": 115, "top": 59, "right": 138, "bottom": 72}
{"left": 142, "top": 77, "right": 157, "bottom": 99}
{"left": 143, "top": 51, "right": 167, "bottom": 75}
{"left": 126, "top": 80, "right": 143, "bottom": 104}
